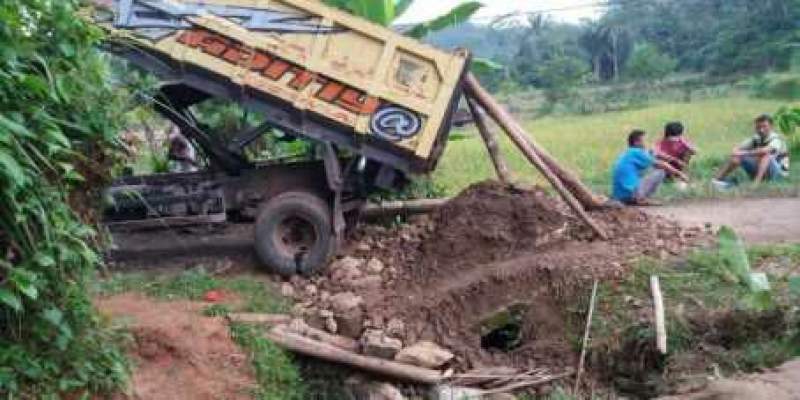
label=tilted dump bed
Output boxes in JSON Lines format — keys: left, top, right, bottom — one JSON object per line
{"left": 89, "top": 0, "right": 470, "bottom": 173}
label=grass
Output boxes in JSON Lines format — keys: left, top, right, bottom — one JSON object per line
{"left": 97, "top": 268, "right": 309, "bottom": 399}
{"left": 588, "top": 234, "right": 800, "bottom": 397}
{"left": 434, "top": 96, "right": 799, "bottom": 198}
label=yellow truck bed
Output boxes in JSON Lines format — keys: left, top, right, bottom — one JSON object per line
{"left": 91, "top": 0, "right": 470, "bottom": 173}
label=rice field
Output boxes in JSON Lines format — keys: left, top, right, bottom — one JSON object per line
{"left": 433, "top": 96, "right": 797, "bottom": 197}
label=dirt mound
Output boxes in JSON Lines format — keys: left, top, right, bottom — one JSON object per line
{"left": 419, "top": 182, "right": 571, "bottom": 276}
{"left": 286, "top": 181, "right": 710, "bottom": 372}
{"left": 97, "top": 294, "right": 255, "bottom": 400}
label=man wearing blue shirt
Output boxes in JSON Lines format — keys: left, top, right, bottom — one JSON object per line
{"left": 612, "top": 130, "right": 689, "bottom": 205}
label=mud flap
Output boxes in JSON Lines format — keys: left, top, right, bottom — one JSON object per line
{"left": 320, "top": 142, "right": 346, "bottom": 240}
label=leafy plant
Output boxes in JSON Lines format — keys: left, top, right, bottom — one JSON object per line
{"left": 776, "top": 106, "right": 800, "bottom": 136}
{"left": 625, "top": 43, "right": 678, "bottom": 81}
{"left": 324, "top": 0, "right": 482, "bottom": 37}
{"left": 0, "top": 0, "right": 129, "bottom": 396}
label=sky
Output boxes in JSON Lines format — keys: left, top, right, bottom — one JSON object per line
{"left": 395, "top": 0, "right": 604, "bottom": 25}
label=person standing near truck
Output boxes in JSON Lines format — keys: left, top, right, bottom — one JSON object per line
{"left": 612, "top": 130, "right": 690, "bottom": 205}
{"left": 168, "top": 127, "right": 199, "bottom": 173}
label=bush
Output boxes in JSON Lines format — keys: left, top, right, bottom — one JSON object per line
{"left": 0, "top": 0, "right": 128, "bottom": 396}
{"left": 535, "top": 54, "right": 590, "bottom": 102}
{"left": 625, "top": 43, "right": 678, "bottom": 81}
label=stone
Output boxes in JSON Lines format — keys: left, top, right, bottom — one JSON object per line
{"left": 304, "top": 284, "right": 318, "bottom": 297}
{"left": 319, "top": 309, "right": 334, "bottom": 319}
{"left": 366, "top": 258, "right": 385, "bottom": 274}
{"left": 349, "top": 275, "right": 383, "bottom": 290}
{"left": 356, "top": 242, "right": 372, "bottom": 253}
{"left": 385, "top": 318, "right": 406, "bottom": 338}
{"left": 336, "top": 309, "right": 365, "bottom": 339}
{"left": 345, "top": 376, "right": 407, "bottom": 400}
{"left": 395, "top": 341, "right": 454, "bottom": 369}
{"left": 330, "top": 292, "right": 363, "bottom": 313}
{"left": 430, "top": 385, "right": 485, "bottom": 400}
{"left": 324, "top": 316, "right": 338, "bottom": 334}
{"left": 280, "top": 282, "right": 295, "bottom": 298}
{"left": 361, "top": 329, "right": 403, "bottom": 359}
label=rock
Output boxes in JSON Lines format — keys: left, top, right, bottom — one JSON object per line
{"left": 385, "top": 318, "right": 405, "bottom": 338}
{"left": 319, "top": 290, "right": 331, "bottom": 304}
{"left": 395, "top": 341, "right": 454, "bottom": 369}
{"left": 319, "top": 309, "right": 334, "bottom": 319}
{"left": 304, "top": 284, "right": 318, "bottom": 297}
{"left": 330, "top": 292, "right": 363, "bottom": 313}
{"left": 345, "top": 376, "right": 407, "bottom": 400}
{"left": 430, "top": 386, "right": 484, "bottom": 400}
{"left": 337, "top": 309, "right": 365, "bottom": 339}
{"left": 349, "top": 275, "right": 383, "bottom": 290}
{"left": 361, "top": 329, "right": 403, "bottom": 359}
{"left": 324, "top": 316, "right": 338, "bottom": 334}
{"left": 280, "top": 282, "right": 295, "bottom": 298}
{"left": 366, "top": 258, "right": 385, "bottom": 274}
{"left": 356, "top": 242, "right": 372, "bottom": 253}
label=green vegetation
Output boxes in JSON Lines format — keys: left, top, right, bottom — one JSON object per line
{"left": 0, "top": 0, "right": 129, "bottom": 397}
{"left": 433, "top": 95, "right": 799, "bottom": 197}
{"left": 589, "top": 231, "right": 800, "bottom": 396}
{"left": 231, "top": 324, "right": 306, "bottom": 400}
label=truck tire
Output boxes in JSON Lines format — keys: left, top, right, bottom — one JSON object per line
{"left": 254, "top": 191, "right": 336, "bottom": 277}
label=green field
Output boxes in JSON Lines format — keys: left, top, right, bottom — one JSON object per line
{"left": 433, "top": 96, "right": 798, "bottom": 198}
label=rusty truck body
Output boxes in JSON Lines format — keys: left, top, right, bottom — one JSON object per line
{"left": 93, "top": 0, "right": 470, "bottom": 275}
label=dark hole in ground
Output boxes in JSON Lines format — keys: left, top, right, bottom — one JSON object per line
{"left": 479, "top": 303, "right": 527, "bottom": 352}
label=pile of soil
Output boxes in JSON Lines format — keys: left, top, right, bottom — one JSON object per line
{"left": 97, "top": 293, "right": 255, "bottom": 400}
{"left": 659, "top": 360, "right": 800, "bottom": 400}
{"left": 286, "top": 181, "right": 710, "bottom": 372}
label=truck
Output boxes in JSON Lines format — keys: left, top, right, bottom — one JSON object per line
{"left": 92, "top": 0, "right": 470, "bottom": 276}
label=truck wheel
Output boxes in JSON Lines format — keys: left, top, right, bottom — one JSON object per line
{"left": 254, "top": 192, "right": 336, "bottom": 277}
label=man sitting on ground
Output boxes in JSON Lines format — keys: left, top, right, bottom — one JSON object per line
{"left": 612, "top": 130, "right": 690, "bottom": 205}
{"left": 712, "top": 114, "right": 789, "bottom": 189}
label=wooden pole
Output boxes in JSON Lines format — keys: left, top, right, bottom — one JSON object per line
{"left": 574, "top": 280, "right": 599, "bottom": 394}
{"left": 651, "top": 275, "right": 668, "bottom": 354}
{"left": 463, "top": 74, "right": 605, "bottom": 210}
{"left": 463, "top": 73, "right": 608, "bottom": 240}
{"left": 362, "top": 198, "right": 450, "bottom": 218}
{"left": 466, "top": 96, "right": 514, "bottom": 185}
{"left": 266, "top": 326, "right": 444, "bottom": 384}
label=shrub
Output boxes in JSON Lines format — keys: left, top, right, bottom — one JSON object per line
{"left": 0, "top": 0, "right": 128, "bottom": 397}
{"left": 625, "top": 43, "right": 678, "bottom": 81}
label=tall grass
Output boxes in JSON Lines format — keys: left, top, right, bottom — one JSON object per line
{"left": 434, "top": 96, "right": 796, "bottom": 196}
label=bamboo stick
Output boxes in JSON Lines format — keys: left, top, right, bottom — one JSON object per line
{"left": 466, "top": 96, "right": 514, "bottom": 185}
{"left": 651, "top": 275, "right": 667, "bottom": 354}
{"left": 227, "top": 313, "right": 292, "bottom": 325}
{"left": 574, "top": 280, "right": 599, "bottom": 394}
{"left": 463, "top": 73, "right": 608, "bottom": 240}
{"left": 266, "top": 326, "right": 444, "bottom": 384}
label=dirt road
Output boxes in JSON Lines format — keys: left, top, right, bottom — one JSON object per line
{"left": 645, "top": 197, "right": 800, "bottom": 245}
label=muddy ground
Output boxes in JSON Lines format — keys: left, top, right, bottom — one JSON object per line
{"left": 97, "top": 293, "right": 256, "bottom": 400}
{"left": 109, "top": 182, "right": 711, "bottom": 381}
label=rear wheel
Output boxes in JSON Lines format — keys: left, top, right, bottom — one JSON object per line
{"left": 254, "top": 192, "right": 336, "bottom": 277}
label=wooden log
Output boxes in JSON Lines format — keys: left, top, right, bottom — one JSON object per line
{"left": 651, "top": 275, "right": 668, "bottom": 354}
{"left": 267, "top": 326, "right": 444, "bottom": 384}
{"left": 227, "top": 313, "right": 292, "bottom": 325}
{"left": 480, "top": 371, "right": 574, "bottom": 395}
{"left": 574, "top": 280, "right": 599, "bottom": 393}
{"left": 537, "top": 150, "right": 608, "bottom": 210}
{"left": 285, "top": 319, "right": 360, "bottom": 353}
{"left": 463, "top": 73, "right": 608, "bottom": 240}
{"left": 362, "top": 198, "right": 450, "bottom": 218}
{"left": 466, "top": 96, "right": 514, "bottom": 185}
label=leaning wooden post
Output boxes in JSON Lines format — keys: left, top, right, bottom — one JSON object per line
{"left": 466, "top": 96, "right": 514, "bottom": 185}
{"left": 650, "top": 275, "right": 668, "bottom": 355}
{"left": 463, "top": 74, "right": 608, "bottom": 240}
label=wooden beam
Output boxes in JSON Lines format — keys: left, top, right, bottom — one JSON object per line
{"left": 463, "top": 73, "right": 608, "bottom": 240}
{"left": 466, "top": 96, "right": 514, "bottom": 185}
{"left": 266, "top": 326, "right": 444, "bottom": 384}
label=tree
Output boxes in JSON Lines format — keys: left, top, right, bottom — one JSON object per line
{"left": 323, "top": 0, "right": 482, "bottom": 38}
{"left": 578, "top": 19, "right": 633, "bottom": 82}
{"left": 625, "top": 43, "right": 678, "bottom": 81}
{"left": 535, "top": 54, "right": 589, "bottom": 101}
